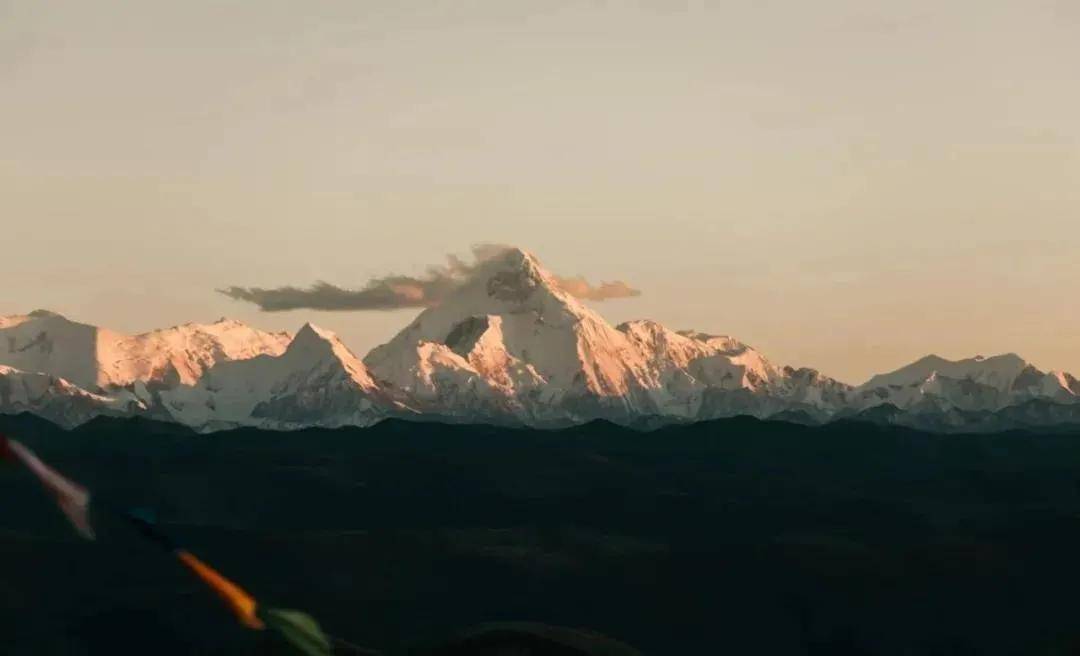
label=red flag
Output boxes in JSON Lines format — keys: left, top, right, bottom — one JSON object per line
{"left": 0, "top": 434, "right": 95, "bottom": 540}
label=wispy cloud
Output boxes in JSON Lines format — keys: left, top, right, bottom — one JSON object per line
{"left": 218, "top": 245, "right": 640, "bottom": 311}
{"left": 552, "top": 276, "right": 641, "bottom": 301}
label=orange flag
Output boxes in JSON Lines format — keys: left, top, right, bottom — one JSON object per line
{"left": 175, "top": 550, "right": 265, "bottom": 629}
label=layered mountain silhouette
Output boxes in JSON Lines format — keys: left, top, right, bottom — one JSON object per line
{"left": 2, "top": 249, "right": 1078, "bottom": 432}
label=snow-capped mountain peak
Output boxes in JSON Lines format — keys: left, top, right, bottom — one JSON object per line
{"left": 853, "top": 352, "right": 1076, "bottom": 414}
{"left": 860, "top": 353, "right": 1029, "bottom": 392}
{"left": 363, "top": 250, "right": 850, "bottom": 424}
{"left": 105, "top": 319, "right": 293, "bottom": 388}
{"left": 282, "top": 322, "right": 378, "bottom": 390}
{"left": 158, "top": 322, "right": 390, "bottom": 430}
{"left": 364, "top": 248, "right": 664, "bottom": 421}
{"left": 0, "top": 363, "right": 143, "bottom": 427}
{"left": 0, "top": 310, "right": 292, "bottom": 391}
{"left": 0, "top": 310, "right": 130, "bottom": 390}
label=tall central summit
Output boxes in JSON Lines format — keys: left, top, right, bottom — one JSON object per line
{"left": 363, "top": 247, "right": 654, "bottom": 421}
{"left": 362, "top": 247, "right": 813, "bottom": 424}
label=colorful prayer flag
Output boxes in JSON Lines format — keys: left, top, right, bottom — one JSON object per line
{"left": 0, "top": 435, "right": 94, "bottom": 540}
{"left": 175, "top": 549, "right": 265, "bottom": 629}
{"left": 258, "top": 607, "right": 334, "bottom": 656}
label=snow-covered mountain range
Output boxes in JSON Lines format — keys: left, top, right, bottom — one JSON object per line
{"left": 3, "top": 249, "right": 1078, "bottom": 432}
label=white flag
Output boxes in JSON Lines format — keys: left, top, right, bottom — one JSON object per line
{"left": 1, "top": 436, "right": 95, "bottom": 540}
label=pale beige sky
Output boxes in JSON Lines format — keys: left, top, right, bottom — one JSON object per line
{"left": 2, "top": 1, "right": 1078, "bottom": 384}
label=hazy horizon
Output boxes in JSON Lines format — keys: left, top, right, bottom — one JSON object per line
{"left": 3, "top": 1, "right": 1078, "bottom": 384}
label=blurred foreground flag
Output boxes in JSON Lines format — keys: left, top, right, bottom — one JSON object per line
{"left": 124, "top": 512, "right": 332, "bottom": 655}
{"left": 258, "top": 608, "right": 334, "bottom": 656}
{"left": 175, "top": 550, "right": 265, "bottom": 629}
{"left": 0, "top": 434, "right": 94, "bottom": 540}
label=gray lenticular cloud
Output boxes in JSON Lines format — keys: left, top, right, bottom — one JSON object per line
{"left": 218, "top": 245, "right": 640, "bottom": 311}
{"left": 217, "top": 280, "right": 438, "bottom": 312}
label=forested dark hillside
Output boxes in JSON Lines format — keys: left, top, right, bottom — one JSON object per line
{"left": 4, "top": 414, "right": 1080, "bottom": 654}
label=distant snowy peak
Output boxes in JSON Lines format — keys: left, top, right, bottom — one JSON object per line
{"left": 105, "top": 317, "right": 293, "bottom": 388}
{"left": 286, "top": 322, "right": 377, "bottom": 389}
{"left": 860, "top": 353, "right": 1029, "bottom": 392}
{"left": 0, "top": 364, "right": 142, "bottom": 428}
{"left": 778, "top": 366, "right": 854, "bottom": 409}
{"left": 0, "top": 311, "right": 104, "bottom": 390}
{"left": 1047, "top": 370, "right": 1080, "bottom": 397}
{"left": 618, "top": 320, "right": 778, "bottom": 391}
{"left": 855, "top": 353, "right": 1078, "bottom": 412}
{"left": 159, "top": 322, "right": 395, "bottom": 430}
{"left": 620, "top": 321, "right": 716, "bottom": 365}
{"left": 0, "top": 364, "right": 110, "bottom": 404}
{"left": 0, "top": 311, "right": 291, "bottom": 391}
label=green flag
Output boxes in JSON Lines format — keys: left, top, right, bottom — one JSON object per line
{"left": 257, "top": 607, "right": 333, "bottom": 656}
